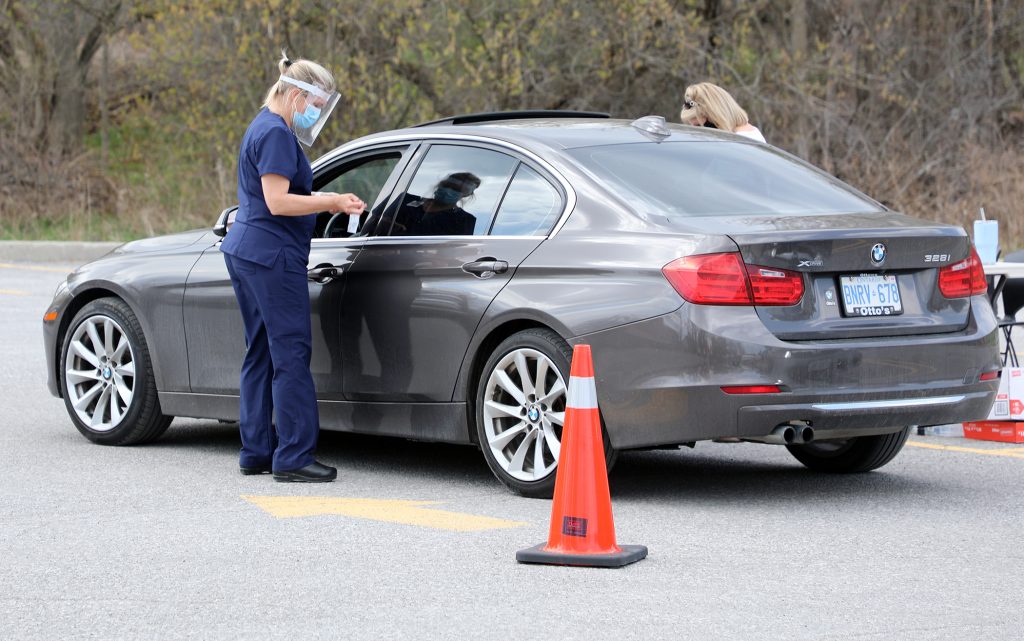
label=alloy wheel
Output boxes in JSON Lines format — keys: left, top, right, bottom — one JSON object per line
{"left": 482, "top": 348, "right": 566, "bottom": 482}
{"left": 64, "top": 315, "right": 136, "bottom": 432}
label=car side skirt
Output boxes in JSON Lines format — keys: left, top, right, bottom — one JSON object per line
{"left": 158, "top": 393, "right": 472, "bottom": 444}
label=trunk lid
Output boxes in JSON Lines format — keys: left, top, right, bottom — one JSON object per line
{"left": 681, "top": 213, "right": 974, "bottom": 340}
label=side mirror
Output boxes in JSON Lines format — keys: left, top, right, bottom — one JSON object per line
{"left": 213, "top": 206, "right": 238, "bottom": 238}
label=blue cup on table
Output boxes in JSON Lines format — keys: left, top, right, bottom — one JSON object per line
{"left": 974, "top": 219, "right": 998, "bottom": 264}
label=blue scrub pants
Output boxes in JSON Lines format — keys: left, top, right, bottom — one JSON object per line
{"left": 224, "top": 253, "right": 318, "bottom": 472}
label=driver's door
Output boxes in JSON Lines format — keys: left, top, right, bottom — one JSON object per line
{"left": 181, "top": 144, "right": 414, "bottom": 399}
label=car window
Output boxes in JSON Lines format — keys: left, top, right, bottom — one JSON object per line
{"left": 385, "top": 145, "right": 517, "bottom": 237}
{"left": 319, "top": 154, "right": 401, "bottom": 204}
{"left": 569, "top": 142, "right": 879, "bottom": 218}
{"left": 314, "top": 152, "right": 403, "bottom": 239}
{"left": 490, "top": 164, "right": 563, "bottom": 236}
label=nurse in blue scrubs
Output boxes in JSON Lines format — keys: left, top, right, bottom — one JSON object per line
{"left": 221, "top": 53, "right": 365, "bottom": 482}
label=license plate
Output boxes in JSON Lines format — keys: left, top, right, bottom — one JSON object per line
{"left": 839, "top": 274, "right": 903, "bottom": 316}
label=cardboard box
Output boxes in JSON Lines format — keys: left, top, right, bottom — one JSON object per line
{"left": 984, "top": 367, "right": 1024, "bottom": 420}
{"left": 962, "top": 421, "right": 1024, "bottom": 443}
{"left": 1010, "top": 368, "right": 1024, "bottom": 419}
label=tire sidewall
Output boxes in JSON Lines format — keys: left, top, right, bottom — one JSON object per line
{"left": 60, "top": 299, "right": 153, "bottom": 445}
{"left": 475, "top": 330, "right": 572, "bottom": 498}
{"left": 786, "top": 427, "right": 910, "bottom": 473}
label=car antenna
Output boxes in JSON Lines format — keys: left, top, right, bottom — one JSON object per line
{"left": 631, "top": 115, "right": 671, "bottom": 142}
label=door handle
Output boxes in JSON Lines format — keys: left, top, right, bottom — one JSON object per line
{"left": 462, "top": 259, "right": 509, "bottom": 277}
{"left": 307, "top": 264, "right": 342, "bottom": 284}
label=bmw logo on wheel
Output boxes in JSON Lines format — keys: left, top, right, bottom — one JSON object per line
{"left": 870, "top": 243, "right": 887, "bottom": 265}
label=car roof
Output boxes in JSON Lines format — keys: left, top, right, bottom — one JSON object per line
{"left": 347, "top": 116, "right": 749, "bottom": 152}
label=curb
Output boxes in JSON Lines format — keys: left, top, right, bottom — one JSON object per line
{"left": 0, "top": 241, "right": 122, "bottom": 264}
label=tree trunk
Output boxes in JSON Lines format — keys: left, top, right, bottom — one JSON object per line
{"left": 3, "top": 1, "right": 121, "bottom": 162}
{"left": 791, "top": 0, "right": 809, "bottom": 159}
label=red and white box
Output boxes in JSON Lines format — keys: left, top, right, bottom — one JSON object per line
{"left": 970, "top": 367, "right": 1024, "bottom": 441}
{"left": 962, "top": 421, "right": 1024, "bottom": 443}
{"left": 984, "top": 367, "right": 1024, "bottom": 420}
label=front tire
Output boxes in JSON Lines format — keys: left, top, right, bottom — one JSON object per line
{"left": 786, "top": 427, "right": 911, "bottom": 473}
{"left": 475, "top": 328, "right": 616, "bottom": 498}
{"left": 60, "top": 298, "right": 172, "bottom": 445}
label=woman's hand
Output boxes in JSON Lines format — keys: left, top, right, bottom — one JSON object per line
{"left": 330, "top": 193, "right": 366, "bottom": 215}
{"left": 261, "top": 174, "right": 366, "bottom": 217}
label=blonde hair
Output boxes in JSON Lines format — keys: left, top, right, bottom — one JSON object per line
{"left": 263, "top": 50, "right": 336, "bottom": 109}
{"left": 678, "top": 82, "right": 749, "bottom": 132}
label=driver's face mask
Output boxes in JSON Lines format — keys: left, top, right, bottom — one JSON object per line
{"left": 279, "top": 75, "right": 340, "bottom": 146}
{"left": 433, "top": 187, "right": 463, "bottom": 206}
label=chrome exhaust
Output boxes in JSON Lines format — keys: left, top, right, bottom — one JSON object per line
{"left": 742, "top": 424, "right": 796, "bottom": 445}
{"left": 741, "top": 422, "right": 813, "bottom": 445}
{"left": 792, "top": 423, "right": 815, "bottom": 444}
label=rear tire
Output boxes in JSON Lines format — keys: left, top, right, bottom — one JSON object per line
{"left": 475, "top": 328, "right": 617, "bottom": 498}
{"left": 786, "top": 427, "right": 910, "bottom": 473}
{"left": 60, "top": 298, "right": 172, "bottom": 445}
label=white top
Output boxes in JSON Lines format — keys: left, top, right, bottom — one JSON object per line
{"left": 983, "top": 262, "right": 1024, "bottom": 278}
{"left": 734, "top": 126, "right": 766, "bottom": 143}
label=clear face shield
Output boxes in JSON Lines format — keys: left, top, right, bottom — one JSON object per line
{"left": 279, "top": 76, "right": 340, "bottom": 147}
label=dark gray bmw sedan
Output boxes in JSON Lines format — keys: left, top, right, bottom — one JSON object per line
{"left": 43, "top": 112, "right": 1001, "bottom": 496}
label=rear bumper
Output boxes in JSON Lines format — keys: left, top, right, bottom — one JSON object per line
{"left": 575, "top": 295, "right": 1000, "bottom": 449}
{"left": 734, "top": 391, "right": 993, "bottom": 438}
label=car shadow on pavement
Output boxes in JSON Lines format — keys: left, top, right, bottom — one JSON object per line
{"left": 152, "top": 418, "right": 498, "bottom": 486}
{"left": 150, "top": 420, "right": 933, "bottom": 502}
{"left": 609, "top": 446, "right": 933, "bottom": 505}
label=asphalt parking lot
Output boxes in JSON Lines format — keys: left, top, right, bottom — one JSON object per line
{"left": 2, "top": 260, "right": 1022, "bottom": 641}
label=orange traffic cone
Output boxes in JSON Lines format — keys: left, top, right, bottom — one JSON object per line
{"left": 516, "top": 344, "right": 647, "bottom": 568}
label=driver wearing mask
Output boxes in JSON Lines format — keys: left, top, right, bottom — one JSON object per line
{"left": 396, "top": 172, "right": 482, "bottom": 236}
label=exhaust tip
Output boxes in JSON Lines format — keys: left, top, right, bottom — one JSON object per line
{"left": 772, "top": 425, "right": 796, "bottom": 444}
{"left": 798, "top": 426, "right": 815, "bottom": 443}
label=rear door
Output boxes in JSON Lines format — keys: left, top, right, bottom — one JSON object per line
{"left": 340, "top": 142, "right": 565, "bottom": 401}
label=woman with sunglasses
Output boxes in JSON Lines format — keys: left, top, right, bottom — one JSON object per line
{"left": 679, "top": 82, "right": 766, "bottom": 143}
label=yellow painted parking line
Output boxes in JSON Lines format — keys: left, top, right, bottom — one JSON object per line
{"left": 907, "top": 440, "right": 1024, "bottom": 459}
{"left": 242, "top": 495, "right": 529, "bottom": 532}
{"left": 0, "top": 262, "right": 73, "bottom": 273}
{"left": 0, "top": 289, "right": 29, "bottom": 296}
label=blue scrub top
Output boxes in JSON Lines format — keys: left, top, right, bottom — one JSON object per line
{"left": 221, "top": 107, "right": 315, "bottom": 269}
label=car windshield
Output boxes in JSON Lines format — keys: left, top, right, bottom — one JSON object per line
{"left": 569, "top": 141, "right": 880, "bottom": 218}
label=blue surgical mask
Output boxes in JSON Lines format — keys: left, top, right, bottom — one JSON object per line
{"left": 293, "top": 103, "right": 321, "bottom": 129}
{"left": 433, "top": 187, "right": 462, "bottom": 205}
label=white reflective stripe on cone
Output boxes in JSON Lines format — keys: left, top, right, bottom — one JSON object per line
{"left": 567, "top": 376, "right": 598, "bottom": 410}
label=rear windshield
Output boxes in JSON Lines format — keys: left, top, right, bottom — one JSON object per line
{"left": 568, "top": 142, "right": 879, "bottom": 217}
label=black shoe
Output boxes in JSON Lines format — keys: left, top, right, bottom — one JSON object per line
{"left": 240, "top": 464, "right": 273, "bottom": 475}
{"left": 273, "top": 461, "right": 337, "bottom": 483}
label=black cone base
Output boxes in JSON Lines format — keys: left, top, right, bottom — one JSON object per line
{"left": 516, "top": 543, "right": 648, "bottom": 568}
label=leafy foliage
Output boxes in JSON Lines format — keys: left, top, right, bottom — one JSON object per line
{"left": 1, "top": 0, "right": 1022, "bottom": 241}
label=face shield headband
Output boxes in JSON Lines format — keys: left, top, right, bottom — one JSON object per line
{"left": 278, "top": 75, "right": 340, "bottom": 147}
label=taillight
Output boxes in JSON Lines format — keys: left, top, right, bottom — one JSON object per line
{"left": 746, "top": 265, "right": 805, "bottom": 305}
{"left": 938, "top": 246, "right": 988, "bottom": 298}
{"left": 663, "top": 253, "right": 804, "bottom": 306}
{"left": 662, "top": 253, "right": 751, "bottom": 305}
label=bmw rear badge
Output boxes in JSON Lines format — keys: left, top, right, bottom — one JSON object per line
{"left": 870, "top": 243, "right": 886, "bottom": 265}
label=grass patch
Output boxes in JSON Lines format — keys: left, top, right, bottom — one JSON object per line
{"left": 2, "top": 116, "right": 233, "bottom": 241}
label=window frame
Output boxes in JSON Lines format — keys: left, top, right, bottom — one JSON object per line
{"left": 310, "top": 143, "right": 417, "bottom": 242}
{"left": 371, "top": 141, "right": 567, "bottom": 240}
{"left": 486, "top": 161, "right": 566, "bottom": 237}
